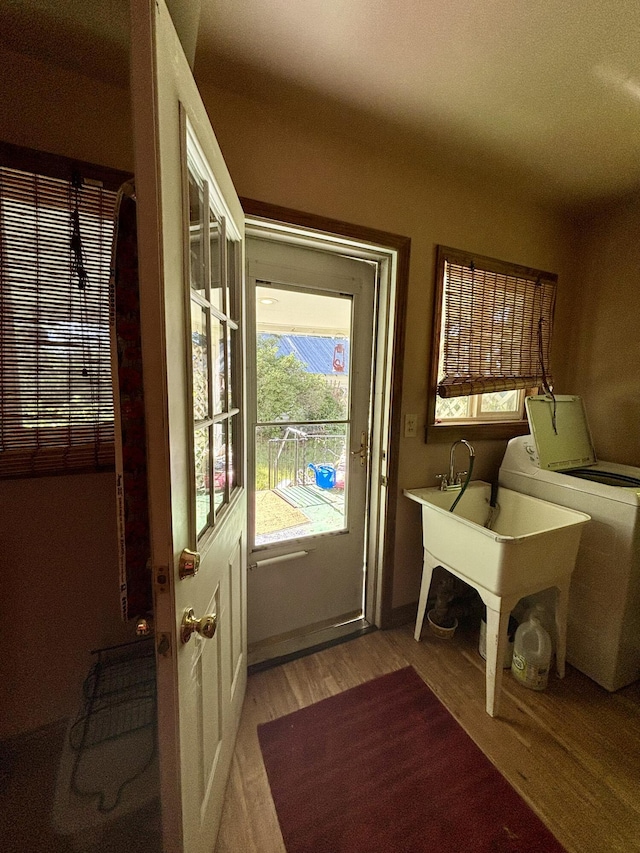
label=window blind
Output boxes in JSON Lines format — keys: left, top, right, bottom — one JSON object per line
{"left": 436, "top": 247, "right": 557, "bottom": 399}
{"left": 0, "top": 165, "right": 117, "bottom": 476}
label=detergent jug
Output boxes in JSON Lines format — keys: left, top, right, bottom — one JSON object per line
{"left": 511, "top": 606, "right": 552, "bottom": 691}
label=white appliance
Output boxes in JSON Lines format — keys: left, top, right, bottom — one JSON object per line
{"left": 499, "top": 395, "right": 640, "bottom": 691}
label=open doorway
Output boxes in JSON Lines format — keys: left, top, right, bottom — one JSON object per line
{"left": 244, "top": 206, "right": 407, "bottom": 665}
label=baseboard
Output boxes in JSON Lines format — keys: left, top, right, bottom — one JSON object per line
{"left": 389, "top": 602, "right": 418, "bottom": 629}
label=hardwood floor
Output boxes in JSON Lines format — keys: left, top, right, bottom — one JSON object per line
{"left": 215, "top": 623, "right": 640, "bottom": 853}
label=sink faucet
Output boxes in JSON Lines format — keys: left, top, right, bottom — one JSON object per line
{"left": 437, "top": 439, "right": 476, "bottom": 490}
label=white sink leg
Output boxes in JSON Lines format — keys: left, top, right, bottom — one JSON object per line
{"left": 484, "top": 604, "right": 512, "bottom": 717}
{"left": 554, "top": 578, "right": 570, "bottom": 678}
{"left": 414, "top": 550, "right": 435, "bottom": 641}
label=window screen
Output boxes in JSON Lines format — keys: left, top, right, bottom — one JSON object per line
{"left": 0, "top": 164, "right": 117, "bottom": 476}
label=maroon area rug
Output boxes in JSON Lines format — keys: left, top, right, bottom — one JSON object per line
{"left": 258, "top": 666, "right": 565, "bottom": 853}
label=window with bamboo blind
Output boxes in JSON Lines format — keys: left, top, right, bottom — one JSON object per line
{"left": 0, "top": 144, "right": 126, "bottom": 477}
{"left": 428, "top": 245, "right": 557, "bottom": 439}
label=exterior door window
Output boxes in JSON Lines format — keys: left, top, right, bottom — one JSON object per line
{"left": 186, "top": 159, "right": 241, "bottom": 540}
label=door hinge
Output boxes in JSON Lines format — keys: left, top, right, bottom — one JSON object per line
{"left": 380, "top": 474, "right": 388, "bottom": 487}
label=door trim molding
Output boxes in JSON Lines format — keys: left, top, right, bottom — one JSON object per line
{"left": 240, "top": 198, "right": 410, "bottom": 629}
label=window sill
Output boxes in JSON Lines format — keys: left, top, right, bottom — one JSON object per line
{"left": 425, "top": 420, "right": 530, "bottom": 443}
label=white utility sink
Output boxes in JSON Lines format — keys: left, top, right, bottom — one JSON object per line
{"left": 405, "top": 481, "right": 590, "bottom": 716}
{"left": 404, "top": 481, "right": 590, "bottom": 596}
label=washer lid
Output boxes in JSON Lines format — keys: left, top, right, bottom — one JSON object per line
{"left": 525, "top": 395, "right": 597, "bottom": 471}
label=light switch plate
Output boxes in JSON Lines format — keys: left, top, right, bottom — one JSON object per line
{"left": 404, "top": 413, "right": 417, "bottom": 438}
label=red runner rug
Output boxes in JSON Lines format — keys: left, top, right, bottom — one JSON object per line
{"left": 258, "top": 666, "right": 566, "bottom": 853}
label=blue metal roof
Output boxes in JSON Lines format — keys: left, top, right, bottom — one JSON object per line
{"left": 259, "top": 333, "right": 350, "bottom": 375}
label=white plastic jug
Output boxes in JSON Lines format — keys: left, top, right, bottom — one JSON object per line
{"left": 511, "top": 607, "right": 552, "bottom": 691}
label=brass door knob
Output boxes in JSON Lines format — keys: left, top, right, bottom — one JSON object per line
{"left": 181, "top": 607, "right": 218, "bottom": 644}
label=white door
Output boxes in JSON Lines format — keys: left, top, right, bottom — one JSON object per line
{"left": 246, "top": 238, "right": 376, "bottom": 658}
{"left": 130, "top": 2, "right": 246, "bottom": 852}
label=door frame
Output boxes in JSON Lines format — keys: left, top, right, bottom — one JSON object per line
{"left": 241, "top": 198, "right": 410, "bottom": 629}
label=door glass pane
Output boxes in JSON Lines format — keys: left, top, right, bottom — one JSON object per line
{"left": 254, "top": 422, "right": 347, "bottom": 546}
{"left": 226, "top": 234, "right": 237, "bottom": 319}
{"left": 191, "top": 301, "right": 209, "bottom": 421}
{"left": 212, "top": 316, "right": 226, "bottom": 414}
{"left": 228, "top": 325, "right": 237, "bottom": 410}
{"left": 255, "top": 286, "right": 351, "bottom": 423}
{"left": 188, "top": 173, "right": 206, "bottom": 297}
{"left": 254, "top": 285, "right": 352, "bottom": 546}
{"left": 228, "top": 413, "right": 238, "bottom": 492}
{"left": 213, "top": 420, "right": 227, "bottom": 511}
{"left": 209, "top": 206, "right": 223, "bottom": 312}
{"left": 195, "top": 426, "right": 211, "bottom": 536}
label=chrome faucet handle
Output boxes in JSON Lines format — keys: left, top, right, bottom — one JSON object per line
{"left": 435, "top": 473, "right": 449, "bottom": 490}
{"left": 455, "top": 471, "right": 468, "bottom": 484}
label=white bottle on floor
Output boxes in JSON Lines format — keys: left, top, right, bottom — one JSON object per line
{"left": 511, "top": 606, "right": 552, "bottom": 691}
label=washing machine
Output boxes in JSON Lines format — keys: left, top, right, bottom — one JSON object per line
{"left": 499, "top": 395, "right": 640, "bottom": 691}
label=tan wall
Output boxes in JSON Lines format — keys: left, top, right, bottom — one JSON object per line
{"left": 554, "top": 194, "right": 640, "bottom": 466}
{"left": 0, "top": 46, "right": 134, "bottom": 738}
{"left": 197, "top": 83, "right": 575, "bottom": 607}
{"left": 0, "top": 45, "right": 133, "bottom": 171}
{"left": 0, "top": 474, "right": 133, "bottom": 738}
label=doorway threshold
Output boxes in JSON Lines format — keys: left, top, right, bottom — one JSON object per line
{"left": 248, "top": 617, "right": 375, "bottom": 673}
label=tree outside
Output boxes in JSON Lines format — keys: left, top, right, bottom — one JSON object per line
{"left": 256, "top": 335, "right": 346, "bottom": 424}
{"left": 255, "top": 335, "right": 347, "bottom": 490}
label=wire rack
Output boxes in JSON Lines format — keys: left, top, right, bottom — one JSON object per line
{"left": 70, "top": 637, "right": 157, "bottom": 751}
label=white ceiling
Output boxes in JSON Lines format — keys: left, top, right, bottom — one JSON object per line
{"left": 4, "top": 0, "right": 640, "bottom": 209}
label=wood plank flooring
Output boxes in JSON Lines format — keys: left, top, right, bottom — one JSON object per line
{"left": 215, "top": 623, "right": 640, "bottom": 853}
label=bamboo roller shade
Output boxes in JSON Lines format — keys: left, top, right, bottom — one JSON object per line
{"left": 0, "top": 165, "right": 116, "bottom": 477}
{"left": 437, "top": 247, "right": 557, "bottom": 399}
